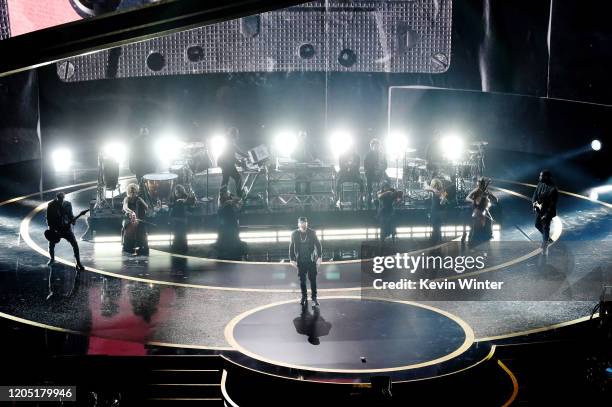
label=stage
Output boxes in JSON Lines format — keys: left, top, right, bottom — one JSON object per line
{"left": 0, "top": 172, "right": 609, "bottom": 386}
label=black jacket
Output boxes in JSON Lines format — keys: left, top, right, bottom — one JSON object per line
{"left": 46, "top": 199, "right": 75, "bottom": 231}
{"left": 532, "top": 182, "right": 558, "bottom": 218}
{"left": 289, "top": 228, "right": 322, "bottom": 264}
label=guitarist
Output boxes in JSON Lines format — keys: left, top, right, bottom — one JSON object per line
{"left": 532, "top": 170, "right": 558, "bottom": 255}
{"left": 45, "top": 192, "right": 85, "bottom": 270}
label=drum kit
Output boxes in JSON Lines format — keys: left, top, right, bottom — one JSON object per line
{"left": 143, "top": 142, "right": 213, "bottom": 207}
{"left": 398, "top": 141, "right": 488, "bottom": 204}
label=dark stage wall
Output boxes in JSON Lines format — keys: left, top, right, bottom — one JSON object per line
{"left": 0, "top": 70, "right": 39, "bottom": 165}
{"left": 0, "top": 0, "right": 610, "bottom": 176}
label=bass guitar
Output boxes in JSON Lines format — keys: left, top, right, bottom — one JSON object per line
{"left": 44, "top": 209, "right": 90, "bottom": 243}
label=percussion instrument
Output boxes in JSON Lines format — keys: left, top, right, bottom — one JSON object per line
{"left": 143, "top": 173, "right": 178, "bottom": 204}
{"left": 181, "top": 142, "right": 212, "bottom": 174}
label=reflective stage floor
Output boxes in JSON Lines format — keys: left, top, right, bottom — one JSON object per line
{"left": 0, "top": 176, "right": 610, "bottom": 380}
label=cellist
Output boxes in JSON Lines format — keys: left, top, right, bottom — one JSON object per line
{"left": 122, "top": 183, "right": 150, "bottom": 256}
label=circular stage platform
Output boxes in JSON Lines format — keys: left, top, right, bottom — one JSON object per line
{"left": 225, "top": 297, "right": 473, "bottom": 373}
{"left": 0, "top": 177, "right": 609, "bottom": 367}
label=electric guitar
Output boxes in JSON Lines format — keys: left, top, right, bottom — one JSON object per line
{"left": 44, "top": 209, "right": 90, "bottom": 243}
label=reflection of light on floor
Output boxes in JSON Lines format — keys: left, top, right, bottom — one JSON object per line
{"left": 550, "top": 216, "right": 563, "bottom": 241}
{"left": 324, "top": 272, "right": 341, "bottom": 280}
{"left": 272, "top": 272, "right": 287, "bottom": 280}
{"left": 91, "top": 224, "right": 501, "bottom": 245}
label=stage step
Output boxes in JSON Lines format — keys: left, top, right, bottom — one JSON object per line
{"left": 142, "top": 356, "right": 224, "bottom": 403}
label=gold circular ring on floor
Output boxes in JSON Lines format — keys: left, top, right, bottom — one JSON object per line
{"left": 18, "top": 183, "right": 560, "bottom": 292}
{"left": 224, "top": 295, "right": 475, "bottom": 374}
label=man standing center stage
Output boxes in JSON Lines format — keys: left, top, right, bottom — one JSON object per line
{"left": 289, "top": 217, "right": 323, "bottom": 308}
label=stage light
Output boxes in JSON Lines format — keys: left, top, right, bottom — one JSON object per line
{"left": 209, "top": 134, "right": 227, "bottom": 163}
{"left": 155, "top": 134, "right": 184, "bottom": 166}
{"left": 329, "top": 129, "right": 353, "bottom": 157}
{"left": 591, "top": 139, "right": 602, "bottom": 151}
{"left": 102, "top": 141, "right": 127, "bottom": 165}
{"left": 385, "top": 131, "right": 409, "bottom": 159}
{"left": 442, "top": 134, "right": 464, "bottom": 161}
{"left": 51, "top": 148, "right": 72, "bottom": 172}
{"left": 274, "top": 131, "right": 298, "bottom": 157}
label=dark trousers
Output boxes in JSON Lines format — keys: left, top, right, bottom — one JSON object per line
{"left": 221, "top": 166, "right": 243, "bottom": 197}
{"left": 298, "top": 262, "right": 318, "bottom": 300}
{"left": 49, "top": 230, "right": 80, "bottom": 262}
{"left": 535, "top": 215, "right": 551, "bottom": 245}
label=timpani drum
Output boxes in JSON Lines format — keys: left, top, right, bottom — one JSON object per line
{"left": 143, "top": 173, "right": 178, "bottom": 204}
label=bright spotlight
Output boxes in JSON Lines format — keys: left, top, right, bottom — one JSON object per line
{"left": 155, "top": 135, "right": 184, "bottom": 166}
{"left": 209, "top": 134, "right": 227, "bottom": 163}
{"left": 51, "top": 148, "right": 72, "bottom": 172}
{"left": 385, "top": 131, "right": 409, "bottom": 159}
{"left": 591, "top": 139, "right": 602, "bottom": 151}
{"left": 102, "top": 141, "right": 127, "bottom": 165}
{"left": 589, "top": 190, "right": 599, "bottom": 201}
{"left": 442, "top": 134, "right": 465, "bottom": 161}
{"left": 274, "top": 131, "right": 298, "bottom": 157}
{"left": 329, "top": 129, "right": 353, "bottom": 157}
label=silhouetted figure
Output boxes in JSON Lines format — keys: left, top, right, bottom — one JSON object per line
{"left": 217, "top": 127, "right": 248, "bottom": 197}
{"left": 215, "top": 191, "right": 247, "bottom": 260}
{"left": 122, "top": 183, "right": 149, "bottom": 256}
{"left": 336, "top": 145, "right": 364, "bottom": 206}
{"left": 466, "top": 177, "right": 498, "bottom": 245}
{"left": 46, "top": 192, "right": 85, "bottom": 270}
{"left": 170, "top": 185, "right": 192, "bottom": 253}
{"left": 377, "top": 182, "right": 402, "bottom": 243}
{"left": 128, "top": 127, "right": 156, "bottom": 185}
{"left": 364, "top": 138, "right": 388, "bottom": 209}
{"left": 425, "top": 177, "right": 448, "bottom": 243}
{"left": 289, "top": 217, "right": 322, "bottom": 308}
{"left": 532, "top": 170, "right": 558, "bottom": 255}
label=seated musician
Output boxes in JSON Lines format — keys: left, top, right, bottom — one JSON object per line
{"left": 214, "top": 190, "right": 247, "bottom": 260}
{"left": 425, "top": 176, "right": 448, "bottom": 242}
{"left": 217, "top": 127, "right": 248, "bottom": 198}
{"left": 466, "top": 177, "right": 498, "bottom": 245}
{"left": 170, "top": 185, "right": 192, "bottom": 253}
{"left": 364, "top": 138, "right": 389, "bottom": 209}
{"left": 122, "top": 183, "right": 149, "bottom": 256}
{"left": 335, "top": 145, "right": 364, "bottom": 205}
{"left": 377, "top": 182, "right": 402, "bottom": 243}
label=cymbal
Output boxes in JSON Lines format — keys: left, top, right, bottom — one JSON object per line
{"left": 470, "top": 141, "right": 488, "bottom": 146}
{"left": 404, "top": 147, "right": 417, "bottom": 153}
